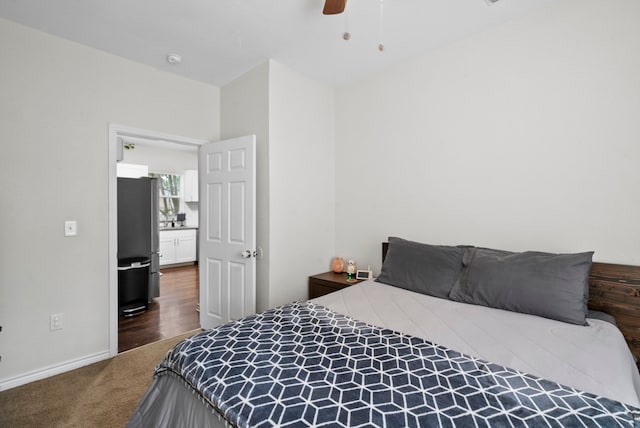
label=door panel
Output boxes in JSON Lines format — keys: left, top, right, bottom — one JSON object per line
{"left": 229, "top": 181, "right": 246, "bottom": 243}
{"left": 207, "top": 151, "right": 223, "bottom": 173}
{"left": 229, "top": 262, "right": 245, "bottom": 321}
{"left": 206, "top": 258, "right": 223, "bottom": 318}
{"left": 199, "top": 135, "right": 256, "bottom": 329}
{"left": 207, "top": 183, "right": 223, "bottom": 241}
{"left": 229, "top": 147, "right": 246, "bottom": 169}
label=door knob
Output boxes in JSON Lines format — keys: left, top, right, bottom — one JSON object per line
{"left": 241, "top": 250, "right": 256, "bottom": 259}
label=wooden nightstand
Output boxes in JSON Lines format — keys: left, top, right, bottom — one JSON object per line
{"left": 308, "top": 272, "right": 364, "bottom": 299}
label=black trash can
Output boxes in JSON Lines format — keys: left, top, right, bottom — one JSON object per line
{"left": 118, "top": 257, "right": 150, "bottom": 317}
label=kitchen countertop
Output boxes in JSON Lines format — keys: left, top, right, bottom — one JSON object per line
{"left": 159, "top": 226, "right": 198, "bottom": 231}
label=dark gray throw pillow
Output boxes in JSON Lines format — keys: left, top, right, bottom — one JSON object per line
{"left": 376, "top": 237, "right": 466, "bottom": 299}
{"left": 448, "top": 247, "right": 594, "bottom": 325}
{"left": 587, "top": 310, "right": 617, "bottom": 326}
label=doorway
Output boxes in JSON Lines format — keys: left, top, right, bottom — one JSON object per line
{"left": 118, "top": 264, "right": 199, "bottom": 352}
{"left": 108, "top": 124, "right": 208, "bottom": 356}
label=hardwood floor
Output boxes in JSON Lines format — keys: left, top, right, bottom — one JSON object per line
{"left": 118, "top": 264, "right": 200, "bottom": 353}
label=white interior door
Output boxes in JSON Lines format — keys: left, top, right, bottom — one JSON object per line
{"left": 199, "top": 135, "right": 256, "bottom": 329}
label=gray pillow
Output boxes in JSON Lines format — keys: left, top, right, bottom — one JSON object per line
{"left": 448, "top": 247, "right": 594, "bottom": 325}
{"left": 587, "top": 310, "right": 617, "bottom": 326}
{"left": 376, "top": 237, "right": 466, "bottom": 299}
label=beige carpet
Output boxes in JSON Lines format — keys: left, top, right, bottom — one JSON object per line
{"left": 0, "top": 330, "right": 200, "bottom": 428}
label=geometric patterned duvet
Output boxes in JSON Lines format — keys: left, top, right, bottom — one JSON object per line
{"left": 156, "top": 302, "right": 640, "bottom": 427}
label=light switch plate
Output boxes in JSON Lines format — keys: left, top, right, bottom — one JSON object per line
{"left": 64, "top": 220, "right": 77, "bottom": 237}
{"left": 50, "top": 313, "right": 64, "bottom": 331}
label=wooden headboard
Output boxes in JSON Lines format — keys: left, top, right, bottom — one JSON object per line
{"left": 588, "top": 263, "right": 640, "bottom": 364}
{"left": 381, "top": 242, "right": 640, "bottom": 363}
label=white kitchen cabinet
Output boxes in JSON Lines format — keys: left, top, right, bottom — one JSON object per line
{"left": 159, "top": 234, "right": 178, "bottom": 265}
{"left": 184, "top": 169, "right": 199, "bottom": 202}
{"left": 159, "top": 228, "right": 197, "bottom": 266}
{"left": 117, "top": 162, "right": 149, "bottom": 178}
{"left": 175, "top": 230, "right": 197, "bottom": 263}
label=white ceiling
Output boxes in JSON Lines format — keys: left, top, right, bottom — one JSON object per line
{"left": 0, "top": 0, "right": 560, "bottom": 87}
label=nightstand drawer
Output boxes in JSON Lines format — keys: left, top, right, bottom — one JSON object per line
{"left": 308, "top": 271, "right": 364, "bottom": 299}
{"left": 310, "top": 283, "right": 342, "bottom": 298}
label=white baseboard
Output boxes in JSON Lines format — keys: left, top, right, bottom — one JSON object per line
{"left": 0, "top": 350, "right": 111, "bottom": 391}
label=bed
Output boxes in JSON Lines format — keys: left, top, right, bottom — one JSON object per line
{"left": 127, "top": 238, "right": 640, "bottom": 427}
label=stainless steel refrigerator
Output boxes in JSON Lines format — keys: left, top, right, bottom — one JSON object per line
{"left": 117, "top": 177, "right": 160, "bottom": 315}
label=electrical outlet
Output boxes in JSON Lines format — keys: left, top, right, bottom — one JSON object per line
{"left": 50, "top": 313, "right": 64, "bottom": 331}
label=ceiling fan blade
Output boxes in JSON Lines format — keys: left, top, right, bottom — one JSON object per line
{"left": 323, "top": 0, "right": 347, "bottom": 15}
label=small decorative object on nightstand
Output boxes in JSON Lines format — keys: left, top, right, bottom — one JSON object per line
{"left": 331, "top": 257, "right": 345, "bottom": 273}
{"left": 346, "top": 260, "right": 357, "bottom": 282}
{"left": 308, "top": 271, "right": 365, "bottom": 299}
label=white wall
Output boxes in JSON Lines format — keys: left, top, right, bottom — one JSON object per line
{"left": 268, "top": 61, "right": 335, "bottom": 307}
{"left": 221, "top": 60, "right": 335, "bottom": 310}
{"left": 335, "top": 0, "right": 640, "bottom": 273}
{"left": 0, "top": 18, "right": 219, "bottom": 388}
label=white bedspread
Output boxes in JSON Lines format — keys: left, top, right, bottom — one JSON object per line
{"left": 313, "top": 280, "right": 640, "bottom": 408}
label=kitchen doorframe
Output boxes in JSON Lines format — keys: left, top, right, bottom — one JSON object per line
{"left": 108, "top": 124, "right": 208, "bottom": 357}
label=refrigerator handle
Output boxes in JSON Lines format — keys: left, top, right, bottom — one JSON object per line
{"left": 118, "top": 262, "right": 151, "bottom": 271}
